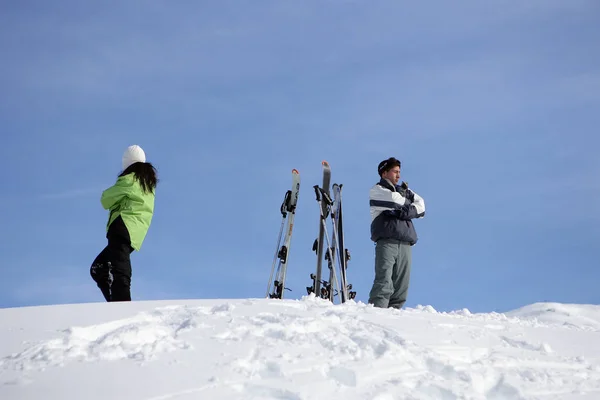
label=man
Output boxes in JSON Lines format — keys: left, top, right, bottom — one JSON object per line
{"left": 368, "top": 157, "right": 425, "bottom": 309}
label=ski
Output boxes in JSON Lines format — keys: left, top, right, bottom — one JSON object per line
{"left": 266, "top": 169, "right": 300, "bottom": 299}
{"left": 326, "top": 185, "right": 342, "bottom": 303}
{"left": 307, "top": 161, "right": 331, "bottom": 298}
{"left": 332, "top": 183, "right": 356, "bottom": 302}
{"left": 310, "top": 184, "right": 339, "bottom": 302}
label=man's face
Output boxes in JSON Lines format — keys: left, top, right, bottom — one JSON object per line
{"left": 382, "top": 166, "right": 400, "bottom": 185}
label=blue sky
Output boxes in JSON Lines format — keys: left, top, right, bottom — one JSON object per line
{"left": 1, "top": 1, "right": 598, "bottom": 313}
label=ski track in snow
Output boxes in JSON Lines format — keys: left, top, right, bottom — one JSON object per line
{"left": 1, "top": 296, "right": 600, "bottom": 399}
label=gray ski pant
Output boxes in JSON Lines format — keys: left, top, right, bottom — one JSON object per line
{"left": 368, "top": 238, "right": 412, "bottom": 309}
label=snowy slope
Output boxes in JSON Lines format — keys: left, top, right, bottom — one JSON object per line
{"left": 1, "top": 296, "right": 599, "bottom": 400}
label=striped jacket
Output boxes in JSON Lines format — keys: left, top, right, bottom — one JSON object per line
{"left": 369, "top": 179, "right": 425, "bottom": 244}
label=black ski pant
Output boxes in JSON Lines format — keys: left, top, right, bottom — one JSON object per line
{"left": 90, "top": 216, "right": 134, "bottom": 302}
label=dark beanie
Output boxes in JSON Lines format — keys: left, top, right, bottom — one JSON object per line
{"left": 378, "top": 157, "right": 401, "bottom": 176}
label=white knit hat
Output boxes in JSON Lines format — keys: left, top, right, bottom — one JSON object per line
{"left": 122, "top": 145, "right": 146, "bottom": 170}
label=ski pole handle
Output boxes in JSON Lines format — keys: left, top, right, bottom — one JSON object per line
{"left": 313, "top": 185, "right": 322, "bottom": 202}
{"left": 320, "top": 188, "right": 333, "bottom": 206}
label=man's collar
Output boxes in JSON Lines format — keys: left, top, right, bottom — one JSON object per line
{"left": 378, "top": 178, "right": 396, "bottom": 191}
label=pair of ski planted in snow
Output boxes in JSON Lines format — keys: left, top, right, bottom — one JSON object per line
{"left": 266, "top": 169, "right": 300, "bottom": 299}
{"left": 307, "top": 161, "right": 356, "bottom": 303}
{"left": 266, "top": 162, "right": 355, "bottom": 303}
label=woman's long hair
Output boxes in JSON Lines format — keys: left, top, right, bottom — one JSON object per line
{"left": 120, "top": 162, "right": 158, "bottom": 194}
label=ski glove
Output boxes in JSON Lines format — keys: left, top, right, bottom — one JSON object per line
{"left": 396, "top": 181, "right": 415, "bottom": 203}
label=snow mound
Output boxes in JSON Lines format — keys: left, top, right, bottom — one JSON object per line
{"left": 1, "top": 296, "right": 599, "bottom": 399}
{"left": 506, "top": 302, "right": 600, "bottom": 331}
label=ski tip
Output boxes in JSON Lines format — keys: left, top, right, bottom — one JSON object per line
{"left": 292, "top": 168, "right": 299, "bottom": 174}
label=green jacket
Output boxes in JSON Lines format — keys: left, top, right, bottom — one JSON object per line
{"left": 101, "top": 173, "right": 155, "bottom": 251}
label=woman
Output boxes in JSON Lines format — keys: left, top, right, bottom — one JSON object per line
{"left": 90, "top": 145, "right": 158, "bottom": 302}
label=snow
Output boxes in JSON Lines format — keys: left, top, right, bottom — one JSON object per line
{"left": 1, "top": 296, "right": 600, "bottom": 399}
